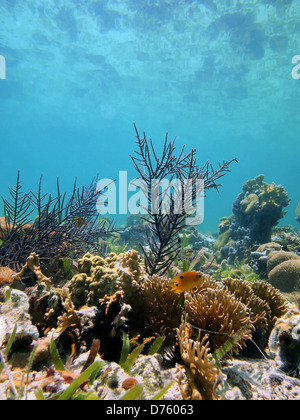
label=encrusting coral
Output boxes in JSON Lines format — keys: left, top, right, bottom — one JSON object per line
{"left": 115, "top": 250, "right": 146, "bottom": 330}
{"left": 69, "top": 253, "right": 119, "bottom": 308}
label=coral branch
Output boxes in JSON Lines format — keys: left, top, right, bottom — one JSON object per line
{"left": 131, "top": 124, "right": 237, "bottom": 276}
{"left": 0, "top": 173, "right": 116, "bottom": 271}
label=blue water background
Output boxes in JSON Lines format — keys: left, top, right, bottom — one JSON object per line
{"left": 0, "top": 0, "right": 299, "bottom": 232}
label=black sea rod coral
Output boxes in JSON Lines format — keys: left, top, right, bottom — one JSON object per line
{"left": 0, "top": 172, "right": 115, "bottom": 271}
{"left": 131, "top": 124, "right": 237, "bottom": 276}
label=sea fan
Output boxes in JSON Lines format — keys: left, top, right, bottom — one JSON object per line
{"left": 131, "top": 124, "right": 237, "bottom": 276}
{"left": 0, "top": 172, "right": 116, "bottom": 271}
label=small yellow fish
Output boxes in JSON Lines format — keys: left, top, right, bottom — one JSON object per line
{"left": 170, "top": 271, "right": 205, "bottom": 294}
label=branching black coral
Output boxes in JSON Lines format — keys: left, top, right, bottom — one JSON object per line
{"left": 0, "top": 172, "right": 115, "bottom": 271}
{"left": 131, "top": 123, "right": 237, "bottom": 276}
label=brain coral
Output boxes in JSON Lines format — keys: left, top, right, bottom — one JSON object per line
{"left": 269, "top": 259, "right": 300, "bottom": 293}
{"left": 267, "top": 251, "right": 300, "bottom": 274}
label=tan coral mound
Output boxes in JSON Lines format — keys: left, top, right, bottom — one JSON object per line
{"left": 267, "top": 251, "right": 300, "bottom": 274}
{"left": 269, "top": 260, "right": 300, "bottom": 293}
{"left": 0, "top": 267, "right": 17, "bottom": 287}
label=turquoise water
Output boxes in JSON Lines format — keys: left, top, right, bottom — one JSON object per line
{"left": 0, "top": 0, "right": 299, "bottom": 232}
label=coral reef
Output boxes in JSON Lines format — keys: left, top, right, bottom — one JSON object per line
{"left": 0, "top": 267, "right": 18, "bottom": 287}
{"left": 223, "top": 278, "right": 290, "bottom": 356}
{"left": 267, "top": 250, "right": 300, "bottom": 273}
{"left": 214, "top": 175, "right": 290, "bottom": 263}
{"left": 249, "top": 242, "right": 282, "bottom": 277}
{"left": 119, "top": 215, "right": 149, "bottom": 250}
{"left": 250, "top": 281, "right": 290, "bottom": 329}
{"left": 233, "top": 175, "right": 290, "bottom": 243}
{"left": 2, "top": 120, "right": 300, "bottom": 401}
{"left": 115, "top": 250, "right": 146, "bottom": 331}
{"left": 253, "top": 248, "right": 300, "bottom": 293}
{"left": 222, "top": 278, "right": 270, "bottom": 333}
{"left": 271, "top": 227, "right": 300, "bottom": 255}
{"left": 0, "top": 244, "right": 299, "bottom": 401}
{"left": 69, "top": 250, "right": 147, "bottom": 332}
{"left": 222, "top": 359, "right": 300, "bottom": 400}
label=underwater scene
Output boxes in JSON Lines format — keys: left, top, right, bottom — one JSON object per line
{"left": 0, "top": 0, "right": 300, "bottom": 402}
